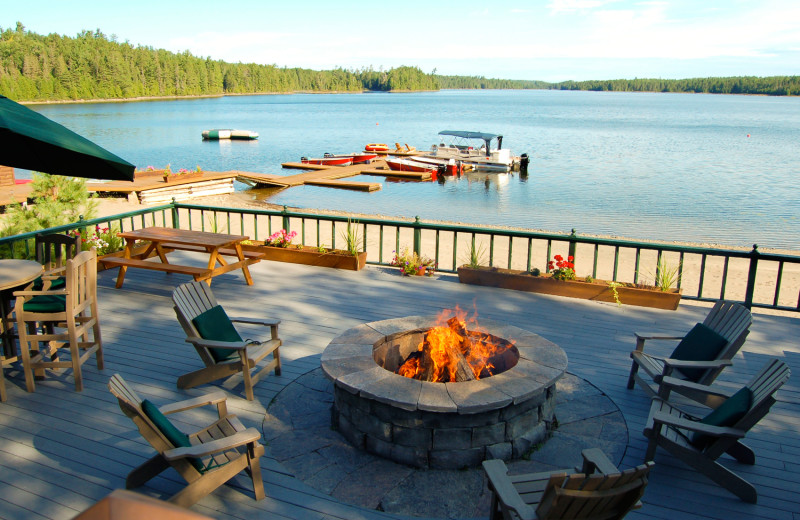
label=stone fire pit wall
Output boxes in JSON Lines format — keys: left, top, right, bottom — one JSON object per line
{"left": 320, "top": 316, "right": 568, "bottom": 470}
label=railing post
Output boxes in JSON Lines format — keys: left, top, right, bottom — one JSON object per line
{"left": 413, "top": 216, "right": 422, "bottom": 255}
{"left": 170, "top": 198, "right": 180, "bottom": 229}
{"left": 744, "top": 244, "right": 759, "bottom": 309}
{"left": 568, "top": 229, "right": 577, "bottom": 260}
{"left": 282, "top": 205, "right": 290, "bottom": 232}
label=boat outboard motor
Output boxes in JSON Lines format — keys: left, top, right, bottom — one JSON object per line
{"left": 520, "top": 153, "right": 529, "bottom": 171}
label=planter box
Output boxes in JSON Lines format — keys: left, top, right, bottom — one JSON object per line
{"left": 241, "top": 243, "right": 367, "bottom": 271}
{"left": 457, "top": 266, "right": 681, "bottom": 310}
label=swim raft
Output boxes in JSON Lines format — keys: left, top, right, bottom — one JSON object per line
{"left": 202, "top": 129, "right": 259, "bottom": 140}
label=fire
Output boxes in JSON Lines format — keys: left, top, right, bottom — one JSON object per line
{"left": 395, "top": 306, "right": 514, "bottom": 382}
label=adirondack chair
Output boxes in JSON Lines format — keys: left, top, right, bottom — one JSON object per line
{"left": 627, "top": 300, "right": 752, "bottom": 405}
{"left": 643, "top": 358, "right": 790, "bottom": 503}
{"left": 14, "top": 249, "right": 103, "bottom": 392}
{"left": 108, "top": 374, "right": 266, "bottom": 507}
{"left": 172, "top": 281, "right": 281, "bottom": 401}
{"left": 483, "top": 448, "right": 654, "bottom": 520}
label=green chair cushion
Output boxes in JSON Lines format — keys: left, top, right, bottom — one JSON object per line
{"left": 691, "top": 386, "right": 752, "bottom": 448}
{"left": 22, "top": 294, "right": 66, "bottom": 313}
{"left": 670, "top": 323, "right": 729, "bottom": 381}
{"left": 191, "top": 305, "right": 243, "bottom": 363}
{"left": 141, "top": 399, "right": 206, "bottom": 473}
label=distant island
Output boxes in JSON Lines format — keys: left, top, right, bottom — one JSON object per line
{"left": 1, "top": 23, "right": 797, "bottom": 102}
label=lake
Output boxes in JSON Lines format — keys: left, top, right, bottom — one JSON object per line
{"left": 28, "top": 90, "right": 800, "bottom": 250}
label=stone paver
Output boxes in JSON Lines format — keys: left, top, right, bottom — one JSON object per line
{"left": 263, "top": 368, "right": 628, "bottom": 518}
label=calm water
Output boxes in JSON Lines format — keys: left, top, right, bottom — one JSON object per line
{"left": 29, "top": 90, "right": 800, "bottom": 250}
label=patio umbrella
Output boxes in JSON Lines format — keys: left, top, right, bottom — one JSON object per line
{"left": 0, "top": 95, "right": 135, "bottom": 181}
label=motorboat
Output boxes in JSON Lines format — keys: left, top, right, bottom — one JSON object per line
{"left": 202, "top": 129, "right": 259, "bottom": 140}
{"left": 328, "top": 153, "right": 379, "bottom": 164}
{"left": 427, "top": 130, "right": 527, "bottom": 171}
{"left": 404, "top": 155, "right": 466, "bottom": 176}
{"left": 300, "top": 154, "right": 353, "bottom": 166}
{"left": 385, "top": 157, "right": 440, "bottom": 174}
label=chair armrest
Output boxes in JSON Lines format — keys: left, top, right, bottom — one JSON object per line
{"left": 635, "top": 332, "right": 686, "bottom": 341}
{"left": 580, "top": 448, "right": 619, "bottom": 475}
{"left": 658, "top": 376, "right": 735, "bottom": 405}
{"left": 650, "top": 409, "right": 746, "bottom": 439}
{"left": 162, "top": 428, "right": 262, "bottom": 460}
{"left": 482, "top": 459, "right": 537, "bottom": 520}
{"left": 159, "top": 391, "right": 228, "bottom": 415}
{"left": 184, "top": 336, "right": 248, "bottom": 350}
{"left": 633, "top": 331, "right": 685, "bottom": 352}
{"left": 661, "top": 358, "right": 733, "bottom": 370}
{"left": 229, "top": 317, "right": 281, "bottom": 327}
{"left": 14, "top": 288, "right": 67, "bottom": 297}
{"left": 41, "top": 266, "right": 66, "bottom": 278}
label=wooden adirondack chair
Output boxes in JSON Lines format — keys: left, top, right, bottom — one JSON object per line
{"left": 643, "top": 358, "right": 790, "bottom": 503}
{"left": 172, "top": 281, "right": 281, "bottom": 401}
{"left": 483, "top": 448, "right": 654, "bottom": 520}
{"left": 108, "top": 374, "right": 266, "bottom": 507}
{"left": 14, "top": 249, "right": 103, "bottom": 392}
{"left": 627, "top": 300, "right": 752, "bottom": 405}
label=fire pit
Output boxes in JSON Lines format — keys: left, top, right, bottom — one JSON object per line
{"left": 321, "top": 310, "right": 568, "bottom": 469}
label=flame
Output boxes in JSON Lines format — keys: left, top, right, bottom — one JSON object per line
{"left": 395, "top": 306, "right": 513, "bottom": 382}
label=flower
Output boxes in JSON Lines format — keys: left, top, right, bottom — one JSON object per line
{"left": 265, "top": 229, "right": 297, "bottom": 248}
{"left": 71, "top": 225, "right": 123, "bottom": 255}
{"left": 547, "top": 254, "right": 576, "bottom": 281}
{"left": 391, "top": 247, "right": 436, "bottom": 276}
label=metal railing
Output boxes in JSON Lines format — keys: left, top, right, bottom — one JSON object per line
{"left": 2, "top": 201, "right": 798, "bottom": 313}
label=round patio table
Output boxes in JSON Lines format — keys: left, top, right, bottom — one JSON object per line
{"left": 0, "top": 260, "right": 43, "bottom": 358}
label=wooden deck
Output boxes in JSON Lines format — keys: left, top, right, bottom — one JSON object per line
{"left": 0, "top": 254, "right": 797, "bottom": 520}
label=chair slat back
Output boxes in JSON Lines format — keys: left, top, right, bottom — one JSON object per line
{"left": 65, "top": 250, "right": 97, "bottom": 313}
{"left": 108, "top": 373, "right": 174, "bottom": 451}
{"left": 537, "top": 462, "right": 653, "bottom": 520}
{"left": 35, "top": 233, "right": 80, "bottom": 269}
{"left": 703, "top": 301, "right": 752, "bottom": 350}
{"left": 705, "top": 359, "right": 790, "bottom": 458}
{"left": 173, "top": 282, "right": 218, "bottom": 323}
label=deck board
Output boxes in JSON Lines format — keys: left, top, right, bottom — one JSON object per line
{"left": 0, "top": 255, "right": 797, "bottom": 519}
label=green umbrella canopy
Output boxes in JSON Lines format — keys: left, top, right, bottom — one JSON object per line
{"left": 0, "top": 95, "right": 135, "bottom": 181}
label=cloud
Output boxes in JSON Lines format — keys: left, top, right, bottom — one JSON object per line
{"left": 547, "top": 0, "right": 620, "bottom": 13}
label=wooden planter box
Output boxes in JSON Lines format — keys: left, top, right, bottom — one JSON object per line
{"left": 241, "top": 243, "right": 367, "bottom": 271}
{"left": 457, "top": 266, "right": 681, "bottom": 310}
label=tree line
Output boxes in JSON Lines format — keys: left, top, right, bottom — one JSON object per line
{"left": 1, "top": 23, "right": 797, "bottom": 102}
{"left": 0, "top": 23, "right": 438, "bottom": 101}
{"left": 551, "top": 76, "right": 800, "bottom": 96}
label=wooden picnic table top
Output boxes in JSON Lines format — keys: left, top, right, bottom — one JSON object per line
{"left": 117, "top": 227, "right": 249, "bottom": 248}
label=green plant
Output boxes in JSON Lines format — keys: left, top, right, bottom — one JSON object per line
{"left": 585, "top": 274, "right": 594, "bottom": 283}
{"left": 205, "top": 213, "right": 227, "bottom": 234}
{"left": 608, "top": 281, "right": 623, "bottom": 306}
{"left": 654, "top": 257, "right": 681, "bottom": 292}
{"left": 463, "top": 240, "right": 488, "bottom": 268}
{"left": 530, "top": 267, "right": 541, "bottom": 276}
{"left": 316, "top": 244, "right": 329, "bottom": 253}
{"left": 340, "top": 219, "right": 362, "bottom": 256}
{"left": 392, "top": 247, "right": 436, "bottom": 276}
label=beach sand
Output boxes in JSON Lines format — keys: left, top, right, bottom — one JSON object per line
{"left": 79, "top": 193, "right": 800, "bottom": 316}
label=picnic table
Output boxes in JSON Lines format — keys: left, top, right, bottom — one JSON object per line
{"left": 99, "top": 227, "right": 264, "bottom": 288}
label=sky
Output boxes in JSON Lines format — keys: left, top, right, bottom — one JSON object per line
{"left": 2, "top": 0, "right": 799, "bottom": 82}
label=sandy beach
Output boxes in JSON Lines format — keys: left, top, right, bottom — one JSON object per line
{"left": 80, "top": 193, "right": 800, "bottom": 315}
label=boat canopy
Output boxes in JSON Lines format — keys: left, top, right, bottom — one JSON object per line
{"left": 438, "top": 130, "right": 503, "bottom": 151}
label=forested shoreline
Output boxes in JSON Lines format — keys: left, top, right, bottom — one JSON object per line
{"left": 1, "top": 23, "right": 797, "bottom": 102}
